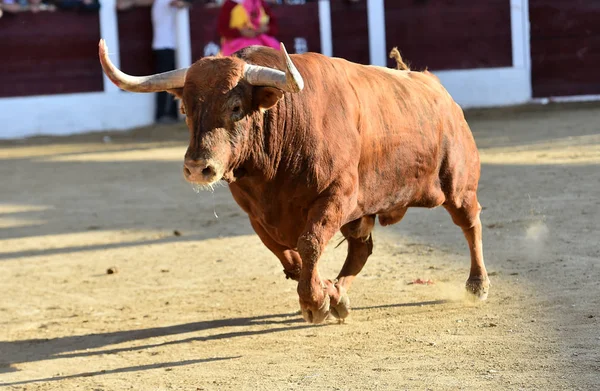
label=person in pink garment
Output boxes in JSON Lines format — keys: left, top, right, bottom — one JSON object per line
{"left": 217, "top": 0, "right": 280, "bottom": 56}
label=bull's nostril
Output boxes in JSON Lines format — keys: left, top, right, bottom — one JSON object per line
{"left": 183, "top": 166, "right": 192, "bottom": 177}
{"left": 202, "top": 166, "right": 216, "bottom": 178}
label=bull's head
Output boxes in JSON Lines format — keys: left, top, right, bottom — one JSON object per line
{"left": 98, "top": 40, "right": 303, "bottom": 187}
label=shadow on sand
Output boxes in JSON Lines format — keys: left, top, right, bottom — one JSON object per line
{"left": 0, "top": 300, "right": 448, "bottom": 385}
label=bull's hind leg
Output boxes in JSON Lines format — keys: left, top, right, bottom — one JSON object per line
{"left": 329, "top": 215, "right": 376, "bottom": 320}
{"left": 444, "top": 192, "right": 490, "bottom": 299}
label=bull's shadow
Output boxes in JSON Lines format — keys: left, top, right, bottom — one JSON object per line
{"left": 0, "top": 312, "right": 301, "bottom": 370}
{"left": 0, "top": 300, "right": 447, "bottom": 379}
{"left": 0, "top": 357, "right": 241, "bottom": 387}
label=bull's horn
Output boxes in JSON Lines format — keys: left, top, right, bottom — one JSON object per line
{"left": 98, "top": 39, "right": 187, "bottom": 92}
{"left": 243, "top": 43, "right": 304, "bottom": 93}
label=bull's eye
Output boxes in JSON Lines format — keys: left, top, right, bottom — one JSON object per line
{"left": 231, "top": 105, "right": 243, "bottom": 121}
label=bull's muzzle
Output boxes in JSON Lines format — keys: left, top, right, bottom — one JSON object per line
{"left": 183, "top": 158, "right": 221, "bottom": 185}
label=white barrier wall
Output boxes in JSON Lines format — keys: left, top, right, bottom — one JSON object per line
{"left": 436, "top": 0, "right": 531, "bottom": 108}
{"left": 365, "top": 0, "right": 531, "bottom": 109}
{"left": 0, "top": 93, "right": 154, "bottom": 138}
{"left": 0, "top": 0, "right": 191, "bottom": 140}
{"left": 0, "top": 0, "right": 532, "bottom": 139}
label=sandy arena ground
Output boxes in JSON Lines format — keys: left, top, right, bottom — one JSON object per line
{"left": 0, "top": 103, "right": 599, "bottom": 390}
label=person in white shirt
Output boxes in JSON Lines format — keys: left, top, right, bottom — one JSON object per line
{"left": 151, "top": 0, "right": 188, "bottom": 124}
{"left": 116, "top": 0, "right": 189, "bottom": 123}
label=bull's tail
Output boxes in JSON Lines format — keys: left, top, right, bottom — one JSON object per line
{"left": 389, "top": 47, "right": 410, "bottom": 71}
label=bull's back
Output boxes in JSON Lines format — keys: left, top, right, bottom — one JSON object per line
{"left": 341, "top": 62, "right": 479, "bottom": 215}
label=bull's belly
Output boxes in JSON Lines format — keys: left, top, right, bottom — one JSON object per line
{"left": 230, "top": 171, "right": 446, "bottom": 250}
{"left": 355, "top": 176, "right": 446, "bottom": 223}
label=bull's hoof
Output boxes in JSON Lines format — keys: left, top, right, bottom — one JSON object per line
{"left": 329, "top": 285, "right": 350, "bottom": 321}
{"left": 465, "top": 276, "right": 490, "bottom": 300}
{"left": 300, "top": 294, "right": 330, "bottom": 324}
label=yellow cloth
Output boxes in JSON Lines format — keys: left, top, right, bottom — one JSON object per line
{"left": 229, "top": 3, "right": 270, "bottom": 30}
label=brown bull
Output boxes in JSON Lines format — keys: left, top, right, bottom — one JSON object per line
{"left": 99, "top": 40, "right": 490, "bottom": 324}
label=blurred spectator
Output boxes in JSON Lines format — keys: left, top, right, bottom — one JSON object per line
{"left": 218, "top": 0, "right": 279, "bottom": 56}
{"left": 0, "top": 0, "right": 104, "bottom": 15}
{"left": 0, "top": 0, "right": 57, "bottom": 14}
{"left": 55, "top": 0, "right": 100, "bottom": 11}
{"left": 153, "top": 0, "right": 189, "bottom": 124}
{"left": 116, "top": 0, "right": 147, "bottom": 11}
{"left": 0, "top": 0, "right": 23, "bottom": 14}
{"left": 30, "top": 0, "right": 46, "bottom": 11}
{"left": 116, "top": 0, "right": 188, "bottom": 124}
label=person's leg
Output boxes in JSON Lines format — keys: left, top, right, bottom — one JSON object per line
{"left": 154, "top": 49, "right": 177, "bottom": 122}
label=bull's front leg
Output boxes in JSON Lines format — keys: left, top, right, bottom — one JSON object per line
{"left": 296, "top": 197, "right": 349, "bottom": 324}
{"left": 249, "top": 218, "right": 302, "bottom": 280}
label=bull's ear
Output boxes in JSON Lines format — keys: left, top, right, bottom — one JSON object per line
{"left": 254, "top": 87, "right": 283, "bottom": 110}
{"left": 167, "top": 88, "right": 184, "bottom": 99}
{"left": 167, "top": 88, "right": 185, "bottom": 115}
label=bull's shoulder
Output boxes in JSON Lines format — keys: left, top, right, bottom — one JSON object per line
{"left": 234, "top": 46, "right": 284, "bottom": 68}
{"left": 235, "top": 46, "right": 362, "bottom": 77}
{"left": 233, "top": 46, "right": 333, "bottom": 71}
